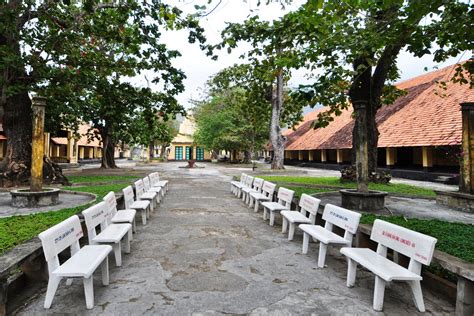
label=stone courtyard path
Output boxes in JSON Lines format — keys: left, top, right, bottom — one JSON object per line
{"left": 18, "top": 163, "right": 453, "bottom": 315}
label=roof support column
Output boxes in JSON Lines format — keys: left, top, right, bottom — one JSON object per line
{"left": 460, "top": 102, "right": 474, "bottom": 194}
{"left": 321, "top": 149, "right": 327, "bottom": 163}
{"left": 308, "top": 150, "right": 314, "bottom": 161}
{"left": 298, "top": 150, "right": 304, "bottom": 161}
{"left": 337, "top": 149, "right": 343, "bottom": 164}
{"left": 44, "top": 132, "right": 50, "bottom": 158}
{"left": 386, "top": 147, "right": 397, "bottom": 168}
{"left": 422, "top": 146, "right": 433, "bottom": 171}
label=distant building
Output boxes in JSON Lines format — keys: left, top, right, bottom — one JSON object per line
{"left": 167, "top": 116, "right": 211, "bottom": 161}
{"left": 0, "top": 123, "right": 130, "bottom": 164}
{"left": 280, "top": 64, "right": 473, "bottom": 179}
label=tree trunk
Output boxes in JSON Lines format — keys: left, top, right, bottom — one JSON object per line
{"left": 148, "top": 140, "right": 154, "bottom": 161}
{"left": 211, "top": 149, "right": 218, "bottom": 159}
{"left": 349, "top": 57, "right": 372, "bottom": 193}
{"left": 100, "top": 127, "right": 117, "bottom": 169}
{"left": 0, "top": 28, "right": 67, "bottom": 186}
{"left": 270, "top": 69, "right": 285, "bottom": 170}
{"left": 243, "top": 150, "right": 251, "bottom": 164}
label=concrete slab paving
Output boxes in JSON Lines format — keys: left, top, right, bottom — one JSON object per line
{"left": 16, "top": 162, "right": 454, "bottom": 315}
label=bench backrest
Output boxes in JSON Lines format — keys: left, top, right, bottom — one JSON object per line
{"left": 371, "top": 219, "right": 437, "bottom": 266}
{"left": 123, "top": 185, "right": 135, "bottom": 209}
{"left": 252, "top": 178, "right": 264, "bottom": 192}
{"left": 240, "top": 173, "right": 247, "bottom": 184}
{"left": 322, "top": 204, "right": 361, "bottom": 235}
{"left": 298, "top": 194, "right": 321, "bottom": 224}
{"left": 149, "top": 172, "right": 159, "bottom": 185}
{"left": 277, "top": 187, "right": 294, "bottom": 208}
{"left": 143, "top": 176, "right": 152, "bottom": 191}
{"left": 82, "top": 201, "right": 110, "bottom": 244}
{"left": 245, "top": 175, "right": 254, "bottom": 187}
{"left": 39, "top": 215, "right": 84, "bottom": 268}
{"left": 261, "top": 181, "right": 276, "bottom": 199}
{"left": 134, "top": 179, "right": 145, "bottom": 199}
{"left": 103, "top": 191, "right": 118, "bottom": 219}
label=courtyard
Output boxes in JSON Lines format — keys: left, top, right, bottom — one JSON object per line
{"left": 12, "top": 162, "right": 461, "bottom": 315}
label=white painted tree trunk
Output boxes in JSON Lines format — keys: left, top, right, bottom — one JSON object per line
{"left": 270, "top": 70, "right": 285, "bottom": 170}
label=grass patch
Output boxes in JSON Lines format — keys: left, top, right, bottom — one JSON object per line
{"left": 360, "top": 214, "right": 474, "bottom": 264}
{"left": 66, "top": 174, "right": 139, "bottom": 184}
{"left": 285, "top": 186, "right": 334, "bottom": 198}
{"left": 0, "top": 183, "right": 128, "bottom": 254}
{"left": 259, "top": 176, "right": 435, "bottom": 198}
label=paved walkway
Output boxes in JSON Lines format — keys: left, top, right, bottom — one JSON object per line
{"left": 18, "top": 163, "right": 453, "bottom": 314}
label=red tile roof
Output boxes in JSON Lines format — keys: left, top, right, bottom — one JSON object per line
{"left": 285, "top": 64, "right": 473, "bottom": 150}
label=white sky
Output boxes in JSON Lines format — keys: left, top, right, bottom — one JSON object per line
{"left": 159, "top": 0, "right": 469, "bottom": 110}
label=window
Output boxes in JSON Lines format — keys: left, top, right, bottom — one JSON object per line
{"left": 185, "top": 146, "right": 193, "bottom": 160}
{"left": 196, "top": 147, "right": 204, "bottom": 161}
{"left": 175, "top": 146, "right": 183, "bottom": 160}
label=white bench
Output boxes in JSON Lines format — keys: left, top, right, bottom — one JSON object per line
{"left": 261, "top": 187, "right": 295, "bottom": 226}
{"left": 249, "top": 181, "right": 276, "bottom": 212}
{"left": 135, "top": 179, "right": 158, "bottom": 212}
{"left": 39, "top": 215, "right": 112, "bottom": 309}
{"left": 150, "top": 172, "right": 168, "bottom": 196}
{"left": 239, "top": 175, "right": 254, "bottom": 201}
{"left": 231, "top": 173, "right": 247, "bottom": 196}
{"left": 300, "top": 203, "right": 361, "bottom": 269}
{"left": 242, "top": 177, "right": 264, "bottom": 205}
{"left": 82, "top": 202, "right": 132, "bottom": 267}
{"left": 341, "top": 219, "right": 437, "bottom": 312}
{"left": 144, "top": 176, "right": 162, "bottom": 204}
{"left": 123, "top": 185, "right": 150, "bottom": 225}
{"left": 103, "top": 191, "right": 137, "bottom": 234}
{"left": 281, "top": 194, "right": 321, "bottom": 241}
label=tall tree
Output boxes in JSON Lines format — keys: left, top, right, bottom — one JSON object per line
{"left": 0, "top": 1, "right": 205, "bottom": 182}
{"left": 279, "top": 0, "right": 472, "bottom": 192}
{"left": 214, "top": 18, "right": 304, "bottom": 169}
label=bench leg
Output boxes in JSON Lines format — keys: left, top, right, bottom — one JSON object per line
{"left": 66, "top": 278, "right": 73, "bottom": 286}
{"left": 408, "top": 280, "right": 425, "bottom": 312}
{"left": 248, "top": 196, "right": 253, "bottom": 208}
{"left": 282, "top": 218, "right": 288, "bottom": 233}
{"left": 254, "top": 200, "right": 260, "bottom": 213}
{"left": 373, "top": 276, "right": 386, "bottom": 311}
{"left": 241, "top": 192, "right": 246, "bottom": 202}
{"left": 317, "top": 243, "right": 328, "bottom": 268}
{"left": 132, "top": 219, "right": 136, "bottom": 233}
{"left": 128, "top": 228, "right": 133, "bottom": 242}
{"left": 347, "top": 258, "right": 357, "bottom": 287}
{"left": 101, "top": 258, "right": 109, "bottom": 286}
{"left": 302, "top": 232, "right": 310, "bottom": 254}
{"left": 263, "top": 207, "right": 268, "bottom": 220}
{"left": 44, "top": 276, "right": 61, "bottom": 309}
{"left": 83, "top": 276, "right": 94, "bottom": 309}
{"left": 269, "top": 211, "right": 275, "bottom": 226}
{"left": 141, "top": 209, "right": 147, "bottom": 225}
{"left": 113, "top": 242, "right": 122, "bottom": 267}
{"left": 288, "top": 223, "right": 296, "bottom": 241}
{"left": 124, "top": 231, "right": 131, "bottom": 254}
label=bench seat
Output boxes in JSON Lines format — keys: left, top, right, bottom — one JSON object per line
{"left": 147, "top": 186, "right": 162, "bottom": 193}
{"left": 341, "top": 248, "right": 422, "bottom": 282}
{"left": 249, "top": 192, "right": 270, "bottom": 201}
{"left": 280, "top": 211, "right": 312, "bottom": 224}
{"left": 141, "top": 191, "right": 157, "bottom": 201}
{"left": 154, "top": 180, "right": 168, "bottom": 187}
{"left": 130, "top": 200, "right": 150, "bottom": 210}
{"left": 92, "top": 223, "right": 132, "bottom": 244}
{"left": 300, "top": 224, "right": 351, "bottom": 245}
{"left": 111, "top": 209, "right": 136, "bottom": 224}
{"left": 53, "top": 245, "right": 112, "bottom": 278}
{"left": 261, "top": 201, "right": 290, "bottom": 211}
